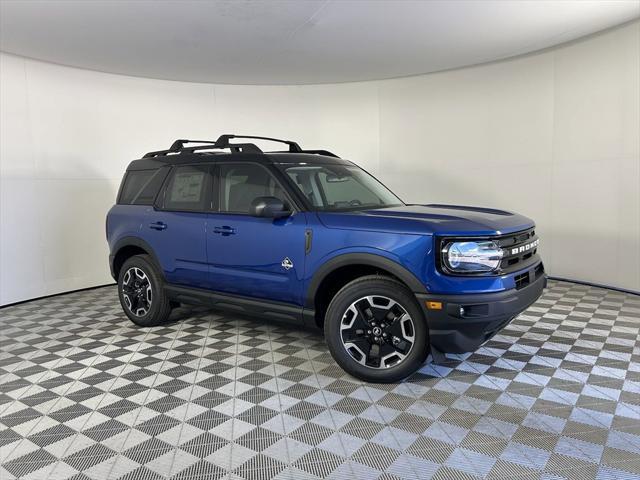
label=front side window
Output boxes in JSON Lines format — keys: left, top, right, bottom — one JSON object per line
{"left": 282, "top": 164, "right": 403, "bottom": 211}
{"left": 162, "top": 165, "right": 210, "bottom": 211}
{"left": 218, "top": 163, "right": 288, "bottom": 214}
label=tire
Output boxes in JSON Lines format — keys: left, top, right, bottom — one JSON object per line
{"left": 117, "top": 254, "right": 172, "bottom": 327}
{"left": 324, "top": 275, "right": 429, "bottom": 383}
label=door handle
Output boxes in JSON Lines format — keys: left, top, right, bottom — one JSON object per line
{"left": 213, "top": 226, "right": 236, "bottom": 236}
{"left": 149, "top": 222, "right": 167, "bottom": 231}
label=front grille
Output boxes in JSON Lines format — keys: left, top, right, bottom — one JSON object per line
{"left": 496, "top": 227, "right": 539, "bottom": 273}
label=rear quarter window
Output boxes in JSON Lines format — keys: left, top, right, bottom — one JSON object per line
{"left": 118, "top": 168, "right": 169, "bottom": 205}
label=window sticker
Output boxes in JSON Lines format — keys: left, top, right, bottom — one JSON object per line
{"left": 169, "top": 172, "right": 204, "bottom": 203}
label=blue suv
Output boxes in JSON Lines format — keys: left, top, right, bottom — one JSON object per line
{"left": 107, "top": 135, "right": 546, "bottom": 382}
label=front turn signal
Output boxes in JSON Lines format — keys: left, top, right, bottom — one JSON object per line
{"left": 426, "top": 301, "right": 443, "bottom": 310}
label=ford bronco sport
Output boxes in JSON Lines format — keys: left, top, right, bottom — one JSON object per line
{"left": 106, "top": 135, "right": 546, "bottom": 382}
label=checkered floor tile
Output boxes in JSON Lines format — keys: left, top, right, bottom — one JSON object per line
{"left": 1, "top": 280, "right": 639, "bottom": 479}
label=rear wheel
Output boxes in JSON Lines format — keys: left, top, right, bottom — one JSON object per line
{"left": 118, "top": 254, "right": 172, "bottom": 327}
{"left": 324, "top": 275, "right": 429, "bottom": 383}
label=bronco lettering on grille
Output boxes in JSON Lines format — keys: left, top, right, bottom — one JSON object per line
{"left": 511, "top": 238, "right": 539, "bottom": 255}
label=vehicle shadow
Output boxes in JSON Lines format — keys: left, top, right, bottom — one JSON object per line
{"left": 165, "top": 304, "right": 323, "bottom": 336}
{"left": 152, "top": 301, "right": 466, "bottom": 385}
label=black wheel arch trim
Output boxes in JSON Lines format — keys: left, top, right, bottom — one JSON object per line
{"left": 305, "top": 253, "right": 427, "bottom": 308}
{"left": 110, "top": 237, "right": 165, "bottom": 281}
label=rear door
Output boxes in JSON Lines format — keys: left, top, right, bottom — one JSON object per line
{"left": 143, "top": 164, "right": 212, "bottom": 289}
{"left": 206, "top": 162, "right": 307, "bottom": 305}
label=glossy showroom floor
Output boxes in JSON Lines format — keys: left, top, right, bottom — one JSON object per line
{"left": 0, "top": 281, "right": 638, "bottom": 480}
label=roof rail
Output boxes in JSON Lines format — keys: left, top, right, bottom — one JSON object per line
{"left": 142, "top": 134, "right": 339, "bottom": 158}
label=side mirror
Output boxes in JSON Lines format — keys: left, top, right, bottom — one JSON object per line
{"left": 249, "top": 196, "right": 291, "bottom": 219}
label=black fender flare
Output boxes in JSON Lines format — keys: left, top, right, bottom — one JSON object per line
{"left": 110, "top": 237, "right": 165, "bottom": 280}
{"left": 305, "top": 253, "right": 427, "bottom": 308}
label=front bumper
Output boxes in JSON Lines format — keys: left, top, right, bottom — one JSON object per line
{"left": 416, "top": 268, "right": 546, "bottom": 353}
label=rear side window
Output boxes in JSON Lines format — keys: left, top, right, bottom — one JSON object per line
{"left": 162, "top": 165, "right": 211, "bottom": 212}
{"left": 118, "top": 168, "right": 169, "bottom": 205}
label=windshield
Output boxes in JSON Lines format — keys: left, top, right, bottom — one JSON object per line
{"left": 281, "top": 164, "right": 404, "bottom": 212}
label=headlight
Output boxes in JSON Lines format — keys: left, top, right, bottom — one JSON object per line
{"left": 442, "top": 240, "right": 504, "bottom": 273}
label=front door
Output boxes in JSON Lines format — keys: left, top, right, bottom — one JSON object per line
{"left": 206, "top": 162, "right": 307, "bottom": 305}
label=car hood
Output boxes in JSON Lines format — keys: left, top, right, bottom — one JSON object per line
{"left": 316, "top": 204, "right": 535, "bottom": 236}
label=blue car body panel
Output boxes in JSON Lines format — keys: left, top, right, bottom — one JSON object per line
{"left": 302, "top": 212, "right": 432, "bottom": 298}
{"left": 108, "top": 205, "right": 210, "bottom": 288}
{"left": 108, "top": 204, "right": 538, "bottom": 305}
{"left": 206, "top": 211, "right": 307, "bottom": 304}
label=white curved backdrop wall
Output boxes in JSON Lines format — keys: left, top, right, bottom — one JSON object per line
{"left": 1, "top": 22, "right": 638, "bottom": 305}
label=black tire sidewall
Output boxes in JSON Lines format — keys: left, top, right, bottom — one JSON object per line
{"left": 324, "top": 277, "right": 429, "bottom": 383}
{"left": 117, "top": 255, "right": 170, "bottom": 327}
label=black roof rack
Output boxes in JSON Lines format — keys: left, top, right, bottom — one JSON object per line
{"left": 217, "top": 135, "right": 302, "bottom": 153}
{"left": 143, "top": 134, "right": 339, "bottom": 158}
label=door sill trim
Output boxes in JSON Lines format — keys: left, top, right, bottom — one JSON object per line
{"left": 164, "top": 284, "right": 316, "bottom": 327}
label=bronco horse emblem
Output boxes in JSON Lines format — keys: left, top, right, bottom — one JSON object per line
{"left": 281, "top": 257, "right": 294, "bottom": 270}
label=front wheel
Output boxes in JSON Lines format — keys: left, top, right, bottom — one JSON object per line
{"left": 118, "top": 254, "right": 172, "bottom": 327}
{"left": 324, "top": 276, "right": 429, "bottom": 383}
